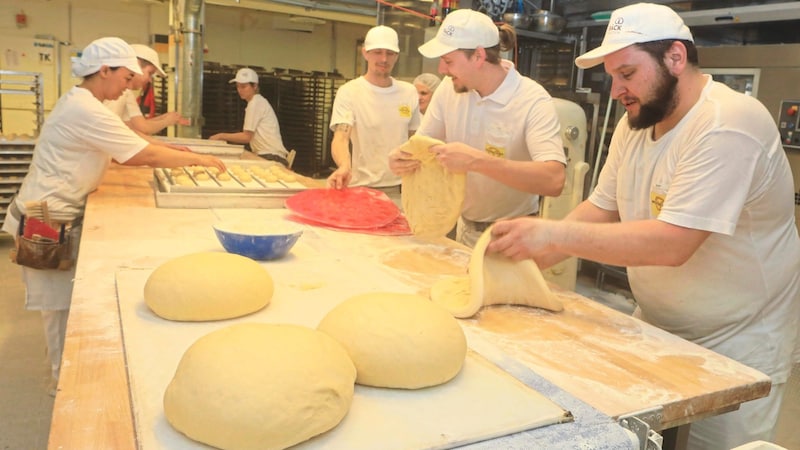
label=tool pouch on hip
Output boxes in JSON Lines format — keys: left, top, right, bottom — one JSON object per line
{"left": 11, "top": 217, "right": 74, "bottom": 271}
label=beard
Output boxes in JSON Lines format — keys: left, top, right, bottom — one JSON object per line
{"left": 627, "top": 66, "right": 679, "bottom": 130}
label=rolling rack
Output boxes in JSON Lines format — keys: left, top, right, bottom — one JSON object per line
{"left": 0, "top": 70, "right": 43, "bottom": 232}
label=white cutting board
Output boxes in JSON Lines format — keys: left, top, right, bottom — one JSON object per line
{"left": 115, "top": 257, "right": 568, "bottom": 449}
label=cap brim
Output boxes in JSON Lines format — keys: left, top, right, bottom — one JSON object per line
{"left": 418, "top": 39, "right": 458, "bottom": 59}
{"left": 154, "top": 65, "right": 167, "bottom": 77}
{"left": 574, "top": 42, "right": 633, "bottom": 69}
{"left": 228, "top": 79, "right": 237, "bottom": 84}
{"left": 126, "top": 62, "right": 144, "bottom": 75}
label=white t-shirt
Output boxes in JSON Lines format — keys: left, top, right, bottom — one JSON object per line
{"left": 591, "top": 76, "right": 800, "bottom": 382}
{"left": 103, "top": 89, "right": 143, "bottom": 122}
{"left": 416, "top": 60, "right": 566, "bottom": 222}
{"left": 245, "top": 94, "right": 287, "bottom": 159}
{"left": 329, "top": 76, "right": 420, "bottom": 188}
{"left": 14, "top": 86, "right": 147, "bottom": 221}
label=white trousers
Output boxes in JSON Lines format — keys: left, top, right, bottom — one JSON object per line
{"left": 40, "top": 309, "right": 69, "bottom": 381}
{"left": 687, "top": 382, "right": 786, "bottom": 450}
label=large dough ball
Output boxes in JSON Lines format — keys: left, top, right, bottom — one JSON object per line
{"left": 317, "top": 292, "right": 467, "bottom": 389}
{"left": 164, "top": 323, "right": 356, "bottom": 450}
{"left": 144, "top": 252, "right": 273, "bottom": 321}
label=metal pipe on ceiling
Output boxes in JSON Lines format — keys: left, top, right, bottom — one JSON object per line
{"left": 173, "top": 0, "right": 205, "bottom": 138}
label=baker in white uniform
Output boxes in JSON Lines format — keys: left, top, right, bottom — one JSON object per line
{"left": 327, "top": 25, "right": 420, "bottom": 200}
{"left": 2, "top": 37, "right": 225, "bottom": 395}
{"left": 389, "top": 10, "right": 566, "bottom": 247}
{"left": 209, "top": 67, "right": 290, "bottom": 166}
{"left": 488, "top": 4, "right": 800, "bottom": 448}
{"left": 104, "top": 44, "right": 190, "bottom": 135}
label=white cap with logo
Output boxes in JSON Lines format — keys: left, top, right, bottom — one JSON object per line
{"left": 130, "top": 44, "right": 167, "bottom": 77}
{"left": 364, "top": 25, "right": 400, "bottom": 53}
{"left": 229, "top": 67, "right": 259, "bottom": 84}
{"left": 574, "top": 3, "right": 694, "bottom": 69}
{"left": 418, "top": 9, "right": 499, "bottom": 58}
{"left": 71, "top": 37, "right": 143, "bottom": 78}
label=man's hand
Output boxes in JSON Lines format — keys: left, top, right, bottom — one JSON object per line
{"left": 487, "top": 217, "right": 555, "bottom": 263}
{"left": 208, "top": 133, "right": 225, "bottom": 141}
{"left": 388, "top": 146, "right": 421, "bottom": 176}
{"left": 327, "top": 166, "right": 352, "bottom": 189}
{"left": 432, "top": 142, "right": 482, "bottom": 174}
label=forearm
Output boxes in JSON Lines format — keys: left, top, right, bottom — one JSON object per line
{"left": 549, "top": 217, "right": 709, "bottom": 267}
{"left": 330, "top": 136, "right": 351, "bottom": 169}
{"left": 214, "top": 132, "right": 251, "bottom": 145}
{"left": 137, "top": 115, "right": 174, "bottom": 135}
{"left": 474, "top": 157, "right": 565, "bottom": 196}
{"left": 122, "top": 144, "right": 209, "bottom": 169}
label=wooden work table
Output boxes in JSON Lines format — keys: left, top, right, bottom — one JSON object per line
{"left": 48, "top": 164, "right": 771, "bottom": 449}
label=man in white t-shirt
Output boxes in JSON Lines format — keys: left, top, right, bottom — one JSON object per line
{"left": 327, "top": 25, "right": 420, "bottom": 198}
{"left": 488, "top": 4, "right": 800, "bottom": 448}
{"left": 104, "top": 44, "right": 189, "bottom": 135}
{"left": 209, "top": 68, "right": 290, "bottom": 166}
{"left": 389, "top": 10, "right": 566, "bottom": 247}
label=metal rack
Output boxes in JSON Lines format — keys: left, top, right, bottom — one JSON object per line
{"left": 0, "top": 70, "right": 44, "bottom": 136}
{"left": 0, "top": 70, "right": 42, "bottom": 231}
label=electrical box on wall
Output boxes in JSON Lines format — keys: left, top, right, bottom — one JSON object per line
{"left": 778, "top": 100, "right": 800, "bottom": 149}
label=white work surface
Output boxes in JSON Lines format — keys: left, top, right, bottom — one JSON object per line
{"left": 115, "top": 261, "right": 570, "bottom": 450}
{"left": 48, "top": 166, "right": 771, "bottom": 450}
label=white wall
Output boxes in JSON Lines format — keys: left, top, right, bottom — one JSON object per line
{"left": 0, "top": 0, "right": 370, "bottom": 78}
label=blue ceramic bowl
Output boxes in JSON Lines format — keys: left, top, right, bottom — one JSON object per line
{"left": 213, "top": 221, "right": 303, "bottom": 261}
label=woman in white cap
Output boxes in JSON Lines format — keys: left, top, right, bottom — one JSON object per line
{"left": 1, "top": 37, "right": 225, "bottom": 395}
{"left": 327, "top": 25, "right": 420, "bottom": 199}
{"left": 488, "top": 3, "right": 799, "bottom": 449}
{"left": 389, "top": 9, "right": 565, "bottom": 247}
{"left": 209, "top": 67, "right": 290, "bottom": 167}
{"left": 413, "top": 73, "right": 441, "bottom": 115}
{"left": 105, "top": 44, "right": 189, "bottom": 135}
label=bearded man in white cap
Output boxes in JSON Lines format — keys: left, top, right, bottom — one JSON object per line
{"left": 389, "top": 9, "right": 566, "bottom": 247}
{"left": 2, "top": 37, "right": 224, "bottom": 396}
{"left": 327, "top": 25, "right": 420, "bottom": 201}
{"left": 209, "top": 67, "right": 291, "bottom": 167}
{"left": 487, "top": 4, "right": 800, "bottom": 448}
{"left": 104, "top": 44, "right": 190, "bottom": 136}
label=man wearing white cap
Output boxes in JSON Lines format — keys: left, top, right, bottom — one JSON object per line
{"left": 104, "top": 44, "right": 190, "bottom": 136}
{"left": 488, "top": 4, "right": 800, "bottom": 448}
{"left": 209, "top": 67, "right": 290, "bottom": 166}
{"left": 327, "top": 25, "right": 420, "bottom": 198}
{"left": 389, "top": 9, "right": 566, "bottom": 247}
{"left": 2, "top": 37, "right": 225, "bottom": 396}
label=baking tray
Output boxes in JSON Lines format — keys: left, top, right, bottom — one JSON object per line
{"left": 153, "top": 159, "right": 311, "bottom": 209}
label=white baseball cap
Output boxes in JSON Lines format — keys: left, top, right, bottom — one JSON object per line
{"left": 418, "top": 9, "right": 499, "bottom": 58}
{"left": 71, "top": 37, "right": 143, "bottom": 78}
{"left": 364, "top": 25, "right": 400, "bottom": 53}
{"left": 575, "top": 3, "right": 694, "bottom": 69}
{"left": 229, "top": 67, "right": 259, "bottom": 84}
{"left": 130, "top": 44, "right": 166, "bottom": 77}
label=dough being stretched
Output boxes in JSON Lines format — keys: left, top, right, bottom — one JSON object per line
{"left": 400, "top": 135, "right": 466, "bottom": 237}
{"left": 144, "top": 252, "right": 273, "bottom": 321}
{"left": 431, "top": 225, "right": 563, "bottom": 318}
{"left": 318, "top": 292, "right": 467, "bottom": 389}
{"left": 164, "top": 323, "right": 356, "bottom": 450}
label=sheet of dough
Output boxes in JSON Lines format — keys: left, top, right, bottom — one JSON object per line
{"left": 432, "top": 225, "right": 563, "bottom": 318}
{"left": 401, "top": 135, "right": 466, "bottom": 238}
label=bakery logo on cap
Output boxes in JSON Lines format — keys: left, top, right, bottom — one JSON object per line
{"left": 443, "top": 25, "right": 456, "bottom": 37}
{"left": 609, "top": 16, "right": 625, "bottom": 32}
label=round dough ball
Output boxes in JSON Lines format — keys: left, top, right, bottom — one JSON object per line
{"left": 217, "top": 172, "right": 231, "bottom": 181}
{"left": 317, "top": 292, "right": 467, "bottom": 389}
{"left": 164, "top": 323, "right": 356, "bottom": 450}
{"left": 144, "top": 252, "right": 273, "bottom": 321}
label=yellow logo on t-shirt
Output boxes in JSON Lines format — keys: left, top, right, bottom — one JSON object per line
{"left": 398, "top": 105, "right": 411, "bottom": 118}
{"left": 485, "top": 144, "right": 505, "bottom": 158}
{"left": 650, "top": 191, "right": 665, "bottom": 217}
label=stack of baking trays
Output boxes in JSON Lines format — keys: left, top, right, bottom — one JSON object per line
{"left": 153, "top": 160, "right": 312, "bottom": 209}
{"left": 0, "top": 134, "right": 35, "bottom": 230}
{"left": 159, "top": 137, "right": 245, "bottom": 157}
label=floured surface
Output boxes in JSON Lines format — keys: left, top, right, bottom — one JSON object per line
{"left": 460, "top": 289, "right": 771, "bottom": 427}
{"left": 116, "top": 262, "right": 570, "bottom": 450}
